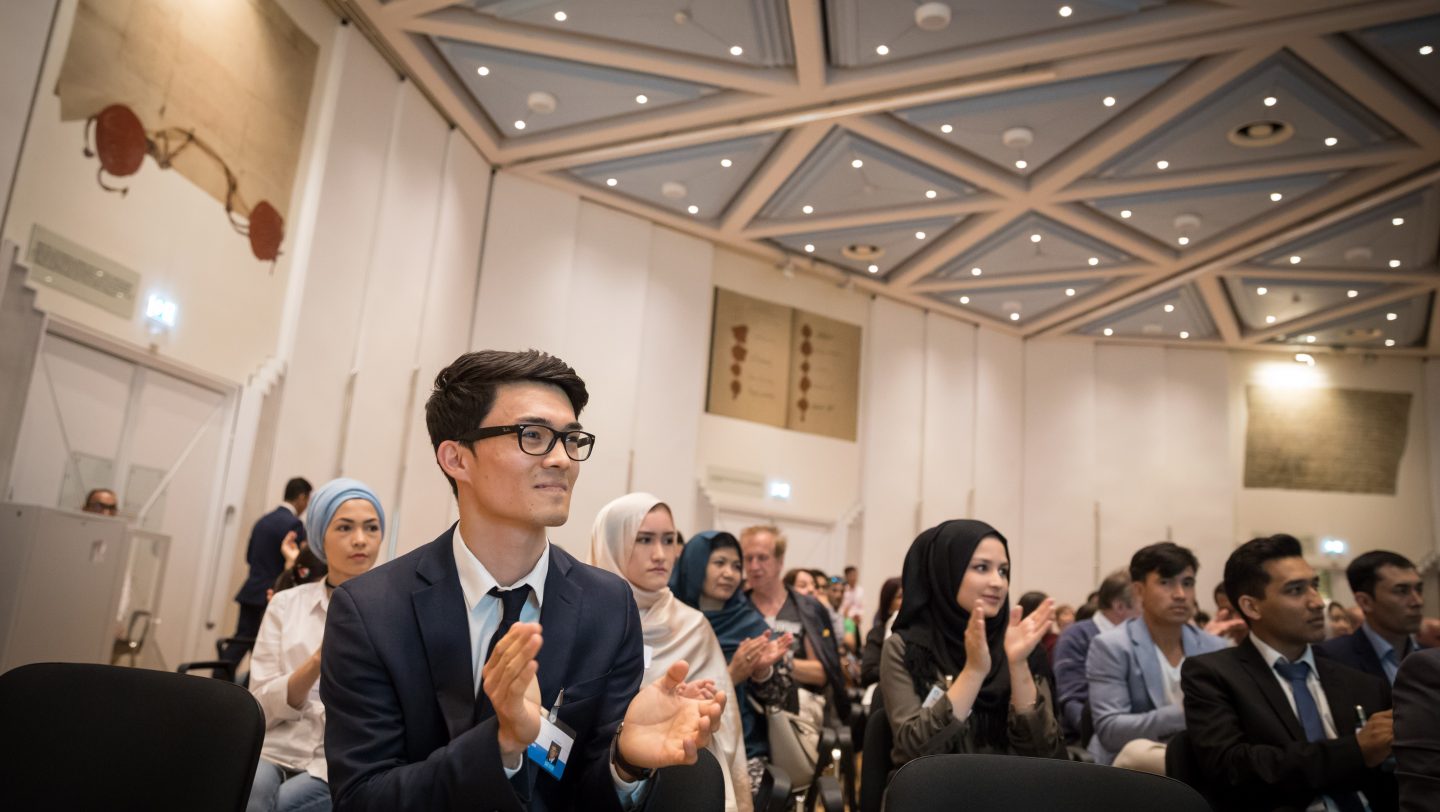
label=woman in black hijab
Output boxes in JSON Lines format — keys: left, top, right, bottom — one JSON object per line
{"left": 879, "top": 520, "right": 1066, "bottom": 768}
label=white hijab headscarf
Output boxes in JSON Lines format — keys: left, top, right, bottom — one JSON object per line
{"left": 589, "top": 493, "right": 752, "bottom": 812}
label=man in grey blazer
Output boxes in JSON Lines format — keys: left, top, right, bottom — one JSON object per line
{"left": 1087, "top": 542, "right": 1227, "bottom": 771}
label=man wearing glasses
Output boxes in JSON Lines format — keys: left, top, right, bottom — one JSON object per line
{"left": 322, "top": 350, "right": 724, "bottom": 811}
{"left": 82, "top": 488, "right": 119, "bottom": 516}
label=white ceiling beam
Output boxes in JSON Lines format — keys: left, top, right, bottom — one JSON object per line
{"left": 376, "top": 0, "right": 460, "bottom": 21}
{"left": 1220, "top": 265, "right": 1440, "bottom": 285}
{"left": 1241, "top": 284, "right": 1434, "bottom": 344}
{"left": 1289, "top": 35, "right": 1440, "bottom": 152}
{"left": 719, "top": 123, "right": 831, "bottom": 233}
{"left": 889, "top": 205, "right": 1029, "bottom": 287}
{"left": 841, "top": 116, "right": 1027, "bottom": 200}
{"left": 1194, "top": 274, "right": 1243, "bottom": 343}
{"left": 910, "top": 265, "right": 1150, "bottom": 294}
{"left": 1034, "top": 203, "right": 1174, "bottom": 265}
{"left": 742, "top": 196, "right": 1007, "bottom": 238}
{"left": 787, "top": 0, "right": 826, "bottom": 90}
{"left": 1021, "top": 274, "right": 1168, "bottom": 336}
{"left": 401, "top": 9, "right": 798, "bottom": 96}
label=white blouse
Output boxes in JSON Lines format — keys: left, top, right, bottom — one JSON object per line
{"left": 249, "top": 580, "right": 330, "bottom": 782}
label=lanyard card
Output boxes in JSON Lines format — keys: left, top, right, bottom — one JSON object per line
{"left": 526, "top": 711, "right": 576, "bottom": 781}
{"left": 922, "top": 685, "right": 945, "bottom": 709}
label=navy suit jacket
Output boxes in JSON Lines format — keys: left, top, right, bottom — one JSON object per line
{"left": 321, "top": 527, "right": 645, "bottom": 812}
{"left": 1316, "top": 627, "right": 1423, "bottom": 684}
{"left": 1393, "top": 648, "right": 1440, "bottom": 812}
{"left": 1053, "top": 618, "right": 1102, "bottom": 738}
{"left": 234, "top": 506, "right": 305, "bottom": 606}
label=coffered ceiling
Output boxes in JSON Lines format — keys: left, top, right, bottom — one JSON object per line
{"left": 338, "top": 0, "right": 1440, "bottom": 355}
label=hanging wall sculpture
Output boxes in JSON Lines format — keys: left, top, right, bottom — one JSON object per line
{"left": 83, "top": 103, "right": 284, "bottom": 263}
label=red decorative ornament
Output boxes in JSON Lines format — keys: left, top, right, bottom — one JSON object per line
{"left": 246, "top": 201, "right": 285, "bottom": 263}
{"left": 83, "top": 104, "right": 148, "bottom": 194}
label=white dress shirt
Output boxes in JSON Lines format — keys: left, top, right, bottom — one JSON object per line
{"left": 1093, "top": 611, "right": 1120, "bottom": 635}
{"left": 451, "top": 528, "right": 645, "bottom": 805}
{"left": 249, "top": 581, "right": 330, "bottom": 782}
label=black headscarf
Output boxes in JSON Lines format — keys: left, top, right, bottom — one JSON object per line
{"left": 892, "top": 519, "right": 1013, "bottom": 749}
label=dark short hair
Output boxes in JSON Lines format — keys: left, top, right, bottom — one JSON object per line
{"left": 782, "top": 568, "right": 809, "bottom": 588}
{"left": 1224, "top": 534, "right": 1304, "bottom": 625}
{"left": 844, "top": 565, "right": 857, "bottom": 575}
{"left": 1130, "top": 542, "right": 1199, "bottom": 582}
{"left": 1346, "top": 550, "right": 1416, "bottom": 596}
{"left": 810, "top": 569, "right": 830, "bottom": 586}
{"left": 1097, "top": 570, "right": 1133, "bottom": 612}
{"left": 84, "top": 488, "right": 116, "bottom": 506}
{"left": 1075, "top": 602, "right": 1097, "bottom": 622}
{"left": 1213, "top": 581, "right": 1228, "bottom": 602}
{"left": 283, "top": 477, "right": 312, "bottom": 502}
{"left": 1018, "top": 591, "right": 1048, "bottom": 618}
{"left": 426, "top": 350, "right": 589, "bottom": 495}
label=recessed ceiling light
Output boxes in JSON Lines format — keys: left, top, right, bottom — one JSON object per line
{"left": 925, "top": 189, "right": 937, "bottom": 199}
{"left": 730, "top": 45, "right": 744, "bottom": 56}
{"left": 1289, "top": 255, "right": 1301, "bottom": 264}
{"left": 915, "top": 231, "right": 927, "bottom": 240}
{"left": 605, "top": 178, "right": 617, "bottom": 187}
{"left": 1030, "top": 233, "right": 1042, "bottom": 243}
{"left": 801, "top": 204, "right": 814, "bottom": 214}
{"left": 635, "top": 94, "right": 649, "bottom": 104}
{"left": 1177, "top": 236, "right": 1190, "bottom": 246}
{"left": 1385, "top": 338, "right": 1397, "bottom": 347}
{"left": 940, "top": 124, "right": 954, "bottom": 134}
{"left": 514, "top": 120, "right": 527, "bottom": 130}
{"left": 852, "top": 159, "right": 864, "bottom": 169}
{"left": 1179, "top": 331, "right": 1190, "bottom": 339}
{"left": 1265, "top": 315, "right": 1277, "bottom": 324}
{"left": 1164, "top": 304, "right": 1175, "bottom": 313}
{"left": 1263, "top": 96, "right": 1277, "bottom": 107}
{"left": 875, "top": 45, "right": 890, "bottom": 56}
{"left": 1270, "top": 192, "right": 1283, "bottom": 202}
{"left": 1103, "top": 328, "right": 1114, "bottom": 336}
{"left": 1324, "top": 137, "right": 1338, "bottom": 147}
{"left": 477, "top": 66, "right": 490, "bottom": 76}
{"left": 868, "top": 264, "right": 880, "bottom": 274}
{"left": 1088, "top": 257, "right": 1099, "bottom": 266}
{"left": 1347, "top": 289, "right": 1358, "bottom": 298}
{"left": 1156, "top": 160, "right": 1170, "bottom": 170}
{"left": 1392, "top": 217, "right": 1404, "bottom": 226}
{"left": 720, "top": 158, "right": 732, "bottom": 168}
{"left": 687, "top": 205, "right": 699, "bottom": 215}
{"left": 1389, "top": 259, "right": 1401, "bottom": 268}
{"left": 971, "top": 267, "right": 983, "bottom": 276}
{"left": 1420, "top": 45, "right": 1434, "bottom": 55}
{"left": 1305, "top": 335, "right": 1316, "bottom": 343}
{"left": 1120, "top": 209, "right": 1133, "bottom": 219}
{"left": 959, "top": 296, "right": 970, "bottom": 304}
{"left": 1102, "top": 96, "right": 1116, "bottom": 107}
{"left": 1386, "top": 312, "right": 1398, "bottom": 321}
{"left": 1059, "top": 5, "right": 1073, "bottom": 17}
{"left": 1257, "top": 287, "right": 1268, "bottom": 296}
{"left": 1015, "top": 159, "right": 1028, "bottom": 169}
{"left": 1065, "top": 288, "right": 1076, "bottom": 296}
{"left": 804, "top": 244, "right": 815, "bottom": 253}
{"left": 1010, "top": 312, "right": 1021, "bottom": 321}
{"left": 554, "top": 10, "right": 567, "bottom": 22}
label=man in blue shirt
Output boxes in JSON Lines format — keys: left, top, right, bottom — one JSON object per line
{"left": 1318, "top": 550, "right": 1425, "bottom": 684}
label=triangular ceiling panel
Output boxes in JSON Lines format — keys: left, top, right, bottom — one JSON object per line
{"left": 432, "top": 38, "right": 718, "bottom": 136}
{"left": 462, "top": 0, "right": 796, "bottom": 67}
{"left": 926, "top": 214, "right": 1131, "bottom": 284}
{"left": 570, "top": 133, "right": 783, "bottom": 223}
{"left": 893, "top": 62, "right": 1185, "bottom": 175}
{"left": 928, "top": 279, "right": 1113, "bottom": 325}
{"left": 1089, "top": 173, "right": 1340, "bottom": 250}
{"left": 1091, "top": 51, "right": 1400, "bottom": 179}
{"left": 1266, "top": 293, "right": 1434, "bottom": 349}
{"left": 1352, "top": 15, "right": 1440, "bottom": 111}
{"left": 1077, "top": 284, "right": 1216, "bottom": 340}
{"left": 825, "top": 0, "right": 1168, "bottom": 68}
{"left": 754, "top": 129, "right": 973, "bottom": 223}
{"left": 769, "top": 216, "right": 963, "bottom": 277}
{"left": 1253, "top": 187, "right": 1440, "bottom": 271}
{"left": 1223, "top": 277, "right": 1391, "bottom": 332}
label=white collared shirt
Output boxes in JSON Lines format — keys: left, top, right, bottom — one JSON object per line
{"left": 1093, "top": 611, "right": 1119, "bottom": 635}
{"left": 278, "top": 502, "right": 296, "bottom": 515}
{"left": 249, "top": 581, "right": 331, "bottom": 781}
{"left": 1359, "top": 622, "right": 1415, "bottom": 685}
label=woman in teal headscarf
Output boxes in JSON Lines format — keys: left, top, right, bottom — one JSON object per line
{"left": 672, "top": 531, "right": 795, "bottom": 792}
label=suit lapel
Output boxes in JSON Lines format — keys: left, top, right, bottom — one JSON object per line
{"left": 411, "top": 527, "right": 477, "bottom": 743}
{"left": 1128, "top": 620, "right": 1168, "bottom": 711}
{"left": 536, "top": 544, "right": 582, "bottom": 707}
{"left": 1236, "top": 638, "right": 1307, "bottom": 741}
{"left": 1315, "top": 657, "right": 1361, "bottom": 733}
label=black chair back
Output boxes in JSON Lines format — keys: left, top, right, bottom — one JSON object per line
{"left": 1165, "top": 730, "right": 1217, "bottom": 808}
{"left": 885, "top": 753, "right": 1211, "bottom": 812}
{"left": 756, "top": 761, "right": 792, "bottom": 812}
{"left": 648, "top": 747, "right": 725, "bottom": 812}
{"left": 859, "top": 706, "right": 893, "bottom": 812}
{"left": 0, "top": 662, "right": 264, "bottom": 811}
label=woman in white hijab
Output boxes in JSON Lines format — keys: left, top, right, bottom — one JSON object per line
{"left": 590, "top": 492, "right": 752, "bottom": 812}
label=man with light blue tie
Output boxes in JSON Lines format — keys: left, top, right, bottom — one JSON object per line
{"left": 1318, "top": 551, "right": 1425, "bottom": 685}
{"left": 1182, "top": 534, "right": 1397, "bottom": 812}
{"left": 1086, "top": 542, "right": 1226, "bottom": 771}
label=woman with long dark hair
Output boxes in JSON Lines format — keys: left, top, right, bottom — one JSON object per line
{"left": 879, "top": 520, "right": 1066, "bottom": 769}
{"left": 860, "top": 577, "right": 903, "bottom": 688}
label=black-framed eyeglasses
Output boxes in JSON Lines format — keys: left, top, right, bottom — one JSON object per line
{"left": 461, "top": 423, "right": 596, "bottom": 462}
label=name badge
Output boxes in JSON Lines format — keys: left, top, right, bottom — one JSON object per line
{"left": 643, "top": 645, "right": 654, "bottom": 671}
{"left": 527, "top": 713, "right": 576, "bottom": 781}
{"left": 773, "top": 620, "right": 804, "bottom": 636}
{"left": 922, "top": 685, "right": 945, "bottom": 709}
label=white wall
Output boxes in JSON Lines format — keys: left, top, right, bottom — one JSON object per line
{"left": 0, "top": 0, "right": 58, "bottom": 232}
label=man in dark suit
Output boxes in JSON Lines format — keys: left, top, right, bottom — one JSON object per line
{"left": 1318, "top": 551, "right": 1425, "bottom": 684}
{"left": 1053, "top": 569, "right": 1137, "bottom": 742}
{"left": 322, "top": 350, "right": 723, "bottom": 811}
{"left": 1182, "top": 534, "right": 1397, "bottom": 812}
{"left": 221, "top": 477, "right": 310, "bottom": 668}
{"left": 1393, "top": 647, "right": 1440, "bottom": 811}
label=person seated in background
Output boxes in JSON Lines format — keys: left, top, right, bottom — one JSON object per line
{"left": 1328, "top": 601, "right": 1356, "bottom": 638}
{"left": 744, "top": 527, "right": 848, "bottom": 725}
{"left": 1053, "top": 569, "right": 1138, "bottom": 742}
{"left": 1319, "top": 551, "right": 1425, "bottom": 684}
{"left": 670, "top": 530, "right": 795, "bottom": 802}
{"left": 1018, "top": 591, "right": 1060, "bottom": 665}
{"left": 1182, "top": 534, "right": 1396, "bottom": 812}
{"left": 1392, "top": 647, "right": 1440, "bottom": 811}
{"left": 1054, "top": 604, "right": 1076, "bottom": 634}
{"left": 783, "top": 568, "right": 818, "bottom": 599}
{"left": 880, "top": 520, "right": 1066, "bottom": 772}
{"left": 1204, "top": 581, "right": 1249, "bottom": 645}
{"left": 82, "top": 487, "right": 119, "bottom": 515}
{"left": 860, "top": 577, "right": 903, "bottom": 689}
{"left": 247, "top": 478, "right": 383, "bottom": 812}
{"left": 840, "top": 565, "right": 865, "bottom": 632}
{"left": 1086, "top": 543, "right": 1226, "bottom": 772}
{"left": 589, "top": 493, "right": 752, "bottom": 811}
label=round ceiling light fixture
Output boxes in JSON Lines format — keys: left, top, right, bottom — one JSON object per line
{"left": 1228, "top": 120, "right": 1294, "bottom": 148}
{"left": 660, "top": 181, "right": 688, "bottom": 200}
{"left": 1002, "top": 126, "right": 1035, "bottom": 150}
{"left": 1344, "top": 246, "right": 1373, "bottom": 263}
{"left": 915, "top": 2, "right": 953, "bottom": 31}
{"left": 526, "top": 91, "right": 558, "bottom": 116}
{"left": 842, "top": 243, "right": 885, "bottom": 262}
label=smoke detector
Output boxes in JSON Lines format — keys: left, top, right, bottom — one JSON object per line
{"left": 1228, "top": 120, "right": 1293, "bottom": 147}
{"left": 1173, "top": 213, "right": 1202, "bottom": 232}
{"left": 841, "top": 243, "right": 884, "bottom": 262}
{"left": 526, "top": 91, "right": 557, "bottom": 116}
{"left": 1344, "top": 246, "right": 1373, "bottom": 263}
{"left": 915, "top": 3, "right": 953, "bottom": 31}
{"left": 1002, "top": 127, "right": 1035, "bottom": 150}
{"left": 661, "top": 181, "right": 688, "bottom": 200}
